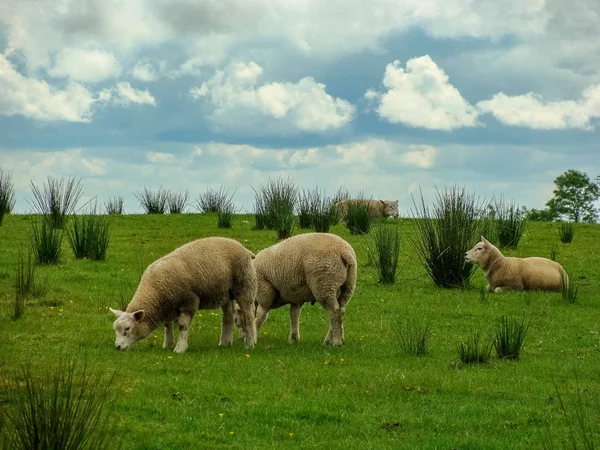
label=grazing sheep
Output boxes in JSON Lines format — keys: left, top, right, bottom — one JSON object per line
{"left": 335, "top": 199, "right": 399, "bottom": 222}
{"left": 110, "top": 237, "right": 257, "bottom": 353}
{"left": 465, "top": 236, "right": 568, "bottom": 293}
{"left": 236, "top": 232, "right": 357, "bottom": 345}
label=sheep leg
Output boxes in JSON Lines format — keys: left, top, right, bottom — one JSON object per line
{"left": 173, "top": 313, "right": 193, "bottom": 353}
{"left": 319, "top": 294, "right": 344, "bottom": 346}
{"left": 163, "top": 321, "right": 174, "bottom": 349}
{"left": 219, "top": 301, "right": 234, "bottom": 347}
{"left": 255, "top": 304, "right": 270, "bottom": 334}
{"left": 288, "top": 303, "right": 302, "bottom": 343}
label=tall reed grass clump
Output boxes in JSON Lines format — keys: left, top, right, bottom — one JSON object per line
{"left": 394, "top": 317, "right": 430, "bottom": 356}
{"left": 0, "top": 356, "right": 117, "bottom": 449}
{"left": 493, "top": 197, "right": 527, "bottom": 248}
{"left": 197, "top": 186, "right": 230, "bottom": 213}
{"left": 561, "top": 270, "right": 579, "bottom": 304}
{"left": 28, "top": 176, "right": 83, "bottom": 229}
{"left": 217, "top": 194, "right": 237, "bottom": 229}
{"left": 297, "top": 188, "right": 317, "bottom": 229}
{"left": 104, "top": 196, "right": 123, "bottom": 215}
{"left": 344, "top": 196, "right": 374, "bottom": 235}
{"left": 167, "top": 189, "right": 189, "bottom": 214}
{"left": 0, "top": 165, "right": 16, "bottom": 226}
{"left": 331, "top": 185, "right": 350, "bottom": 205}
{"left": 558, "top": 222, "right": 575, "bottom": 243}
{"left": 67, "top": 204, "right": 110, "bottom": 261}
{"left": 311, "top": 194, "right": 339, "bottom": 233}
{"left": 31, "top": 217, "right": 63, "bottom": 265}
{"left": 135, "top": 186, "right": 168, "bottom": 214}
{"left": 368, "top": 222, "right": 401, "bottom": 284}
{"left": 252, "top": 175, "right": 298, "bottom": 237}
{"left": 411, "top": 185, "right": 483, "bottom": 289}
{"left": 493, "top": 316, "right": 528, "bottom": 360}
{"left": 457, "top": 330, "right": 493, "bottom": 365}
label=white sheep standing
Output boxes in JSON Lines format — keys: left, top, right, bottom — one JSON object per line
{"left": 110, "top": 237, "right": 257, "bottom": 353}
{"left": 335, "top": 199, "right": 399, "bottom": 222}
{"left": 236, "top": 232, "right": 357, "bottom": 345}
{"left": 465, "top": 236, "right": 568, "bottom": 293}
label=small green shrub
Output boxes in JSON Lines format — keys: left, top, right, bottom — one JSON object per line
{"left": 493, "top": 316, "right": 527, "bottom": 360}
{"left": 0, "top": 355, "right": 117, "bottom": 449}
{"left": 197, "top": 186, "right": 230, "bottom": 213}
{"left": 561, "top": 270, "right": 579, "bottom": 304}
{"left": 395, "top": 317, "right": 430, "bottom": 356}
{"left": 493, "top": 197, "right": 527, "bottom": 248}
{"left": 368, "top": 222, "right": 401, "bottom": 284}
{"left": 167, "top": 190, "right": 189, "bottom": 214}
{"left": 457, "top": 331, "right": 492, "bottom": 365}
{"left": 31, "top": 217, "right": 63, "bottom": 265}
{"left": 252, "top": 175, "right": 298, "bottom": 231}
{"left": 411, "top": 185, "right": 482, "bottom": 289}
{"left": 135, "top": 186, "right": 168, "bottom": 214}
{"left": 0, "top": 165, "right": 16, "bottom": 226}
{"left": 344, "top": 197, "right": 374, "bottom": 235}
{"left": 104, "top": 196, "right": 123, "bottom": 215}
{"left": 28, "top": 176, "right": 83, "bottom": 229}
{"left": 67, "top": 206, "right": 110, "bottom": 261}
{"left": 558, "top": 222, "right": 575, "bottom": 243}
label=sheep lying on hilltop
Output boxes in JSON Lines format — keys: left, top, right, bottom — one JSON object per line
{"left": 110, "top": 237, "right": 257, "bottom": 353}
{"left": 236, "top": 233, "right": 357, "bottom": 345}
{"left": 465, "top": 236, "right": 568, "bottom": 293}
{"left": 335, "top": 199, "right": 399, "bottom": 222}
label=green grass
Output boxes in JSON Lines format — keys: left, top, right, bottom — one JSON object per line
{"left": 0, "top": 215, "right": 599, "bottom": 449}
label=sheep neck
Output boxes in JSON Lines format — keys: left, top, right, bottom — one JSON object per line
{"left": 480, "top": 246, "right": 503, "bottom": 272}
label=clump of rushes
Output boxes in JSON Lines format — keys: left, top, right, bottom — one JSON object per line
{"left": 344, "top": 194, "right": 374, "bottom": 235}
{"left": 561, "top": 270, "right": 579, "bottom": 304}
{"left": 104, "top": 196, "right": 123, "bottom": 215}
{"left": 297, "top": 188, "right": 317, "bottom": 229}
{"left": 217, "top": 192, "right": 237, "bottom": 229}
{"left": 31, "top": 217, "right": 63, "bottom": 265}
{"left": 0, "top": 165, "right": 16, "bottom": 225}
{"left": 457, "top": 330, "right": 493, "bottom": 365}
{"left": 197, "top": 186, "right": 230, "bottom": 213}
{"left": 135, "top": 186, "right": 168, "bottom": 214}
{"left": 312, "top": 192, "right": 339, "bottom": 233}
{"left": 395, "top": 317, "right": 430, "bottom": 356}
{"left": 493, "top": 316, "right": 527, "bottom": 360}
{"left": 167, "top": 189, "right": 189, "bottom": 214}
{"left": 493, "top": 197, "right": 527, "bottom": 248}
{"left": 558, "top": 222, "right": 575, "bottom": 243}
{"left": 252, "top": 175, "right": 298, "bottom": 232}
{"left": 368, "top": 222, "right": 401, "bottom": 284}
{"left": 28, "top": 176, "right": 83, "bottom": 229}
{"left": 67, "top": 202, "right": 110, "bottom": 261}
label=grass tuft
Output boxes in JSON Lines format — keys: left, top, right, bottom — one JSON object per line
{"left": 561, "top": 270, "right": 579, "bottom": 304}
{"left": 312, "top": 193, "right": 339, "bottom": 233}
{"left": 394, "top": 317, "right": 430, "bottom": 356}
{"left": 67, "top": 203, "right": 110, "bottom": 261}
{"left": 0, "top": 355, "right": 117, "bottom": 449}
{"left": 297, "top": 188, "right": 317, "bottom": 229}
{"left": 457, "top": 330, "right": 492, "bottom": 365}
{"left": 493, "top": 316, "right": 527, "bottom": 360}
{"left": 197, "top": 186, "right": 230, "bottom": 213}
{"left": 217, "top": 192, "right": 238, "bottom": 229}
{"left": 31, "top": 217, "right": 63, "bottom": 265}
{"left": 28, "top": 176, "right": 83, "bottom": 229}
{"left": 558, "top": 222, "right": 575, "bottom": 244}
{"left": 135, "top": 186, "right": 168, "bottom": 214}
{"left": 493, "top": 197, "right": 527, "bottom": 248}
{"left": 368, "top": 222, "right": 401, "bottom": 284}
{"left": 167, "top": 189, "right": 190, "bottom": 214}
{"left": 344, "top": 195, "right": 374, "bottom": 235}
{"left": 410, "top": 185, "right": 482, "bottom": 289}
{"left": 0, "top": 165, "right": 16, "bottom": 226}
{"left": 549, "top": 243, "right": 558, "bottom": 261}
{"left": 104, "top": 196, "right": 124, "bottom": 215}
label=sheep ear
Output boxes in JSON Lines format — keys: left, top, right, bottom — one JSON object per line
{"left": 380, "top": 200, "right": 385, "bottom": 205}
{"left": 481, "top": 236, "right": 489, "bottom": 245}
{"left": 109, "top": 308, "right": 124, "bottom": 318}
{"left": 132, "top": 310, "right": 145, "bottom": 322}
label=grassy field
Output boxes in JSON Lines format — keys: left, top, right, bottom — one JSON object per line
{"left": 0, "top": 213, "right": 599, "bottom": 449}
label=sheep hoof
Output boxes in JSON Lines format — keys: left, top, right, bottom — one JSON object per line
{"left": 288, "top": 335, "right": 299, "bottom": 343}
{"left": 173, "top": 345, "right": 187, "bottom": 353}
{"left": 218, "top": 340, "right": 233, "bottom": 347}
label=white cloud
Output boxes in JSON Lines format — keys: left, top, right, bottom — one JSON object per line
{"left": 367, "top": 56, "right": 480, "bottom": 130}
{"left": 101, "top": 82, "right": 156, "bottom": 107}
{"left": 477, "top": 84, "right": 600, "bottom": 130}
{"left": 190, "top": 61, "right": 355, "bottom": 133}
{"left": 132, "top": 61, "right": 160, "bottom": 82}
{"left": 146, "top": 152, "right": 176, "bottom": 164}
{"left": 400, "top": 146, "right": 436, "bottom": 169}
{"left": 48, "top": 48, "right": 121, "bottom": 83}
{"left": 0, "top": 54, "right": 97, "bottom": 122}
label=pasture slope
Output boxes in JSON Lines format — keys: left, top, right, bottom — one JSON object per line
{"left": 0, "top": 213, "right": 599, "bottom": 449}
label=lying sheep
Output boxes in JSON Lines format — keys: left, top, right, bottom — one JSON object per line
{"left": 335, "top": 199, "right": 399, "bottom": 222}
{"left": 110, "top": 237, "right": 257, "bottom": 353}
{"left": 236, "top": 232, "right": 357, "bottom": 345}
{"left": 465, "top": 236, "right": 568, "bottom": 292}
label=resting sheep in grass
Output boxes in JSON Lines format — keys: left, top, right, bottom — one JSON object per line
{"left": 465, "top": 236, "right": 568, "bottom": 293}
{"left": 335, "top": 199, "right": 399, "bottom": 222}
{"left": 110, "top": 237, "right": 257, "bottom": 353}
{"left": 236, "top": 233, "right": 357, "bottom": 345}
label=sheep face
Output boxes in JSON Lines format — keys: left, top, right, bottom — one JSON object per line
{"left": 381, "top": 200, "right": 399, "bottom": 218}
{"left": 109, "top": 308, "right": 146, "bottom": 350}
{"left": 464, "top": 237, "right": 491, "bottom": 266}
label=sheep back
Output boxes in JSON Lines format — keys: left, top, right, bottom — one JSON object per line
{"left": 488, "top": 256, "right": 567, "bottom": 292}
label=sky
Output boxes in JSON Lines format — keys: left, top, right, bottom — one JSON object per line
{"left": 1, "top": 0, "right": 599, "bottom": 215}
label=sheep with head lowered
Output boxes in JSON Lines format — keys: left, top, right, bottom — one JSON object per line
{"left": 110, "top": 237, "right": 257, "bottom": 353}
{"left": 335, "top": 199, "right": 399, "bottom": 222}
{"left": 236, "top": 232, "right": 357, "bottom": 345}
{"left": 465, "top": 236, "right": 568, "bottom": 293}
